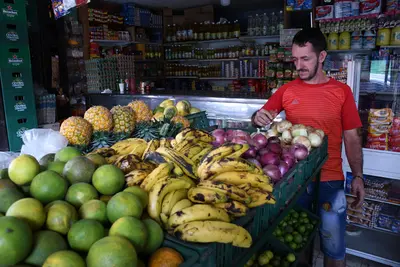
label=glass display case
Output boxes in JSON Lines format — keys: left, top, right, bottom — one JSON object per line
{"left": 340, "top": 46, "right": 400, "bottom": 266}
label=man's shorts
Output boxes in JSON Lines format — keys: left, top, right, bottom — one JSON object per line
{"left": 297, "top": 180, "right": 347, "bottom": 260}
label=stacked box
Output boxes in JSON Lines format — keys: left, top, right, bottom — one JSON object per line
{"left": 0, "top": 0, "right": 37, "bottom": 152}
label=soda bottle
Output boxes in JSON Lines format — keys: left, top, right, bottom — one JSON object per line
{"left": 262, "top": 13, "right": 269, "bottom": 36}
{"left": 278, "top": 10, "right": 284, "bottom": 34}
{"left": 248, "top": 15, "right": 254, "bottom": 36}
{"left": 254, "top": 14, "right": 261, "bottom": 36}
{"left": 270, "top": 12, "right": 277, "bottom": 35}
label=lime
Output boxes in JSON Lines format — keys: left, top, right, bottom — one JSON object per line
{"left": 291, "top": 211, "right": 299, "bottom": 218}
{"left": 312, "top": 220, "right": 317, "bottom": 225}
{"left": 298, "top": 225, "right": 306, "bottom": 233}
{"left": 287, "top": 253, "right": 296, "bottom": 263}
{"left": 278, "top": 237, "right": 285, "bottom": 243}
{"left": 280, "top": 221, "right": 287, "bottom": 228}
{"left": 258, "top": 253, "right": 270, "bottom": 265}
{"left": 293, "top": 231, "right": 299, "bottom": 236}
{"left": 285, "top": 226, "right": 293, "bottom": 233}
{"left": 302, "top": 218, "right": 310, "bottom": 224}
{"left": 291, "top": 218, "right": 298, "bottom": 225}
{"left": 284, "top": 234, "right": 293, "bottom": 243}
{"left": 306, "top": 224, "right": 313, "bottom": 231}
{"left": 289, "top": 242, "right": 297, "bottom": 250}
{"left": 300, "top": 211, "right": 308, "bottom": 218}
{"left": 266, "top": 250, "right": 274, "bottom": 260}
{"left": 274, "top": 228, "right": 282, "bottom": 237}
{"left": 281, "top": 261, "right": 290, "bottom": 267}
{"left": 294, "top": 234, "right": 303, "bottom": 244}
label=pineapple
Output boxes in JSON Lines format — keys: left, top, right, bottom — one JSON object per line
{"left": 60, "top": 116, "right": 93, "bottom": 146}
{"left": 127, "top": 100, "right": 152, "bottom": 123}
{"left": 84, "top": 106, "right": 113, "bottom": 132}
{"left": 133, "top": 122, "right": 160, "bottom": 141}
{"left": 171, "top": 115, "right": 191, "bottom": 128}
{"left": 110, "top": 105, "right": 136, "bottom": 135}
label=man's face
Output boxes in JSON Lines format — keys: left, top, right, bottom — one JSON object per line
{"left": 292, "top": 42, "right": 320, "bottom": 81}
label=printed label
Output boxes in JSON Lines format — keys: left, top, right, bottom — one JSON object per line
{"left": 14, "top": 101, "right": 27, "bottom": 112}
{"left": 2, "top": 5, "right": 18, "bottom": 18}
{"left": 8, "top": 54, "right": 23, "bottom": 66}
{"left": 12, "top": 77, "right": 24, "bottom": 89}
{"left": 16, "top": 127, "right": 28, "bottom": 138}
{"left": 6, "top": 31, "right": 19, "bottom": 42}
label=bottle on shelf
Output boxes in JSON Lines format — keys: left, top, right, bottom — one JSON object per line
{"left": 270, "top": 12, "right": 277, "bottom": 35}
{"left": 198, "top": 23, "right": 204, "bottom": 41}
{"left": 193, "top": 22, "right": 198, "bottom": 40}
{"left": 278, "top": 10, "right": 284, "bottom": 34}
{"left": 248, "top": 15, "right": 254, "bottom": 36}
{"left": 262, "top": 13, "right": 269, "bottom": 36}
{"left": 233, "top": 20, "right": 240, "bottom": 38}
{"left": 254, "top": 14, "right": 261, "bottom": 36}
{"left": 172, "top": 24, "right": 177, "bottom": 42}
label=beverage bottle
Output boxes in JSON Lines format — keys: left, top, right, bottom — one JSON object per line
{"left": 270, "top": 12, "right": 277, "bottom": 35}
{"left": 211, "top": 22, "right": 217, "bottom": 39}
{"left": 193, "top": 22, "right": 198, "bottom": 40}
{"left": 262, "top": 13, "right": 269, "bottom": 36}
{"left": 181, "top": 23, "right": 188, "bottom": 41}
{"left": 198, "top": 23, "right": 204, "bottom": 40}
{"left": 254, "top": 14, "right": 261, "bottom": 36}
{"left": 233, "top": 20, "right": 240, "bottom": 38}
{"left": 248, "top": 16, "right": 254, "bottom": 36}
{"left": 278, "top": 10, "right": 284, "bottom": 34}
{"left": 166, "top": 25, "right": 172, "bottom": 42}
{"left": 187, "top": 23, "right": 193, "bottom": 40}
{"left": 172, "top": 24, "right": 177, "bottom": 42}
{"left": 205, "top": 23, "right": 211, "bottom": 40}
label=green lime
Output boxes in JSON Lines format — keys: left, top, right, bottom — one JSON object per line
{"left": 287, "top": 253, "right": 296, "bottom": 263}
{"left": 306, "top": 224, "right": 313, "bottom": 231}
{"left": 284, "top": 234, "right": 293, "bottom": 243}
{"left": 285, "top": 226, "right": 293, "bottom": 233}
{"left": 266, "top": 250, "right": 274, "bottom": 260}
{"left": 294, "top": 234, "right": 303, "bottom": 244}
{"left": 298, "top": 225, "right": 306, "bottom": 233}
{"left": 258, "top": 253, "right": 270, "bottom": 266}
{"left": 278, "top": 237, "right": 285, "bottom": 243}
{"left": 291, "top": 212, "right": 299, "bottom": 218}
{"left": 302, "top": 218, "right": 310, "bottom": 224}
{"left": 280, "top": 221, "right": 287, "bottom": 228}
{"left": 291, "top": 218, "right": 298, "bottom": 225}
{"left": 289, "top": 242, "right": 297, "bottom": 250}
{"left": 300, "top": 211, "right": 308, "bottom": 218}
{"left": 275, "top": 228, "right": 282, "bottom": 237}
{"left": 293, "top": 231, "right": 299, "bottom": 236}
{"left": 281, "top": 261, "right": 290, "bottom": 267}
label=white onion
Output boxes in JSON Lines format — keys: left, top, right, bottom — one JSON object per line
{"left": 266, "top": 128, "right": 279, "bottom": 138}
{"left": 277, "top": 120, "right": 293, "bottom": 133}
{"left": 291, "top": 124, "right": 308, "bottom": 137}
{"left": 292, "top": 135, "right": 311, "bottom": 151}
{"left": 282, "top": 129, "right": 293, "bottom": 144}
{"left": 315, "top": 129, "right": 325, "bottom": 139}
{"left": 308, "top": 132, "right": 323, "bottom": 147}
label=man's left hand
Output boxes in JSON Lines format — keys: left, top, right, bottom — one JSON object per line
{"left": 351, "top": 176, "right": 365, "bottom": 209}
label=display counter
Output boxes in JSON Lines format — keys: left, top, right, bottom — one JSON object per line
{"left": 86, "top": 92, "right": 270, "bottom": 129}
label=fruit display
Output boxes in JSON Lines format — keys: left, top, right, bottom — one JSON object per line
{"left": 272, "top": 208, "right": 318, "bottom": 252}
{"left": 245, "top": 249, "right": 296, "bottom": 267}
{"left": 155, "top": 99, "right": 202, "bottom": 117}
{"left": 0, "top": 147, "right": 174, "bottom": 266}
{"left": 212, "top": 120, "right": 325, "bottom": 182}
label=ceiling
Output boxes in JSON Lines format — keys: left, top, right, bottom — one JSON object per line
{"left": 104, "top": 0, "right": 221, "bottom": 9}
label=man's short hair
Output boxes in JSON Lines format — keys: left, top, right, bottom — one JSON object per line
{"left": 292, "top": 28, "right": 327, "bottom": 54}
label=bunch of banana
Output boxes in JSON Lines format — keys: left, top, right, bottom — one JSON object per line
{"left": 88, "top": 147, "right": 116, "bottom": 158}
{"left": 111, "top": 138, "right": 148, "bottom": 157}
{"left": 156, "top": 147, "right": 197, "bottom": 180}
{"left": 175, "top": 128, "right": 214, "bottom": 144}
{"left": 140, "top": 163, "right": 173, "bottom": 192}
{"left": 173, "top": 221, "right": 252, "bottom": 248}
{"left": 125, "top": 169, "right": 150, "bottom": 186}
{"left": 214, "top": 201, "right": 248, "bottom": 217}
{"left": 246, "top": 188, "right": 276, "bottom": 208}
{"left": 141, "top": 139, "right": 160, "bottom": 160}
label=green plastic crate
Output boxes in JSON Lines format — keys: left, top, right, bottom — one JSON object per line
{"left": 0, "top": 0, "right": 27, "bottom": 23}
{"left": 244, "top": 241, "right": 299, "bottom": 267}
{"left": 0, "top": 21, "right": 28, "bottom": 46}
{"left": 0, "top": 44, "right": 31, "bottom": 69}
{"left": 162, "top": 239, "right": 200, "bottom": 266}
{"left": 5, "top": 114, "right": 37, "bottom": 152}
{"left": 185, "top": 111, "right": 210, "bottom": 130}
{"left": 2, "top": 89, "right": 36, "bottom": 118}
{"left": 0, "top": 69, "right": 33, "bottom": 92}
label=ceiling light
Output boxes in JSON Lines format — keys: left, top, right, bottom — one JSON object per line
{"left": 221, "top": 0, "right": 230, "bottom": 6}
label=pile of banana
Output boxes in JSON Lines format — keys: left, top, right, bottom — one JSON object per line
{"left": 88, "top": 128, "right": 275, "bottom": 248}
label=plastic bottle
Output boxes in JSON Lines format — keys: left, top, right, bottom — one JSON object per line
{"left": 351, "top": 31, "right": 362, "bottom": 49}
{"left": 262, "top": 13, "right": 269, "bottom": 36}
{"left": 254, "top": 14, "right": 261, "bottom": 36}
{"left": 339, "top": 31, "right": 351, "bottom": 50}
{"left": 247, "top": 16, "right": 254, "bottom": 36}
{"left": 270, "top": 12, "right": 277, "bottom": 35}
{"left": 278, "top": 10, "right": 284, "bottom": 35}
{"left": 327, "top": 32, "right": 339, "bottom": 50}
{"left": 364, "top": 30, "right": 377, "bottom": 48}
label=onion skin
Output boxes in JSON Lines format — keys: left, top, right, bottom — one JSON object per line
{"left": 212, "top": 128, "right": 226, "bottom": 137}
{"left": 277, "top": 120, "right": 293, "bottom": 133}
{"left": 282, "top": 129, "right": 293, "bottom": 144}
{"left": 291, "top": 124, "right": 308, "bottom": 137}
{"left": 263, "top": 164, "right": 282, "bottom": 182}
{"left": 247, "top": 158, "right": 262, "bottom": 168}
{"left": 267, "top": 142, "right": 282, "bottom": 155}
{"left": 258, "top": 148, "right": 270, "bottom": 156}
{"left": 290, "top": 143, "right": 309, "bottom": 161}
{"left": 292, "top": 136, "right": 311, "bottom": 151}
{"left": 260, "top": 152, "right": 280, "bottom": 166}
{"left": 242, "top": 147, "right": 257, "bottom": 158}
{"left": 266, "top": 128, "right": 279, "bottom": 138}
{"left": 315, "top": 129, "right": 325, "bottom": 139}
{"left": 252, "top": 133, "right": 268, "bottom": 149}
{"left": 278, "top": 161, "right": 289, "bottom": 176}
{"left": 282, "top": 154, "right": 295, "bottom": 168}
{"left": 267, "top": 136, "right": 281, "bottom": 144}
{"left": 308, "top": 132, "right": 323, "bottom": 148}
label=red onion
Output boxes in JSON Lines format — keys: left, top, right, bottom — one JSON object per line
{"left": 260, "top": 152, "right": 280, "bottom": 166}
{"left": 268, "top": 136, "right": 281, "bottom": 144}
{"left": 258, "top": 147, "right": 270, "bottom": 156}
{"left": 282, "top": 155, "right": 295, "bottom": 168}
{"left": 232, "top": 137, "right": 248, "bottom": 144}
{"left": 212, "top": 129, "right": 226, "bottom": 137}
{"left": 290, "top": 143, "right": 309, "bottom": 161}
{"left": 242, "top": 147, "right": 257, "bottom": 159}
{"left": 213, "top": 134, "right": 225, "bottom": 146}
{"left": 225, "top": 129, "right": 235, "bottom": 141}
{"left": 278, "top": 161, "right": 289, "bottom": 176}
{"left": 247, "top": 158, "right": 262, "bottom": 168}
{"left": 263, "top": 164, "right": 282, "bottom": 182}
{"left": 267, "top": 142, "right": 282, "bottom": 155}
{"left": 252, "top": 133, "right": 268, "bottom": 149}
{"left": 256, "top": 155, "right": 261, "bottom": 161}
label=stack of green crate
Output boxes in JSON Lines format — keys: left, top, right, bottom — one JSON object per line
{"left": 0, "top": 0, "right": 37, "bottom": 151}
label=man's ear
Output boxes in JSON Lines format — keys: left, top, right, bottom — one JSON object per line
{"left": 319, "top": 51, "right": 327, "bottom": 63}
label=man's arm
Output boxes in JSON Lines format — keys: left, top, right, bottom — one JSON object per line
{"left": 344, "top": 128, "right": 365, "bottom": 208}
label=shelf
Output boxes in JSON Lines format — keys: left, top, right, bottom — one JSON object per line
{"left": 198, "top": 58, "right": 238, "bottom": 62}
{"left": 199, "top": 77, "right": 238, "bottom": 80}
{"left": 327, "top": 49, "right": 374, "bottom": 53}
{"left": 240, "top": 56, "right": 270, "bottom": 60}
{"left": 379, "top": 45, "right": 400, "bottom": 49}
{"left": 239, "top": 35, "right": 280, "bottom": 41}
{"left": 345, "top": 193, "right": 400, "bottom": 207}
{"left": 90, "top": 39, "right": 162, "bottom": 46}
{"left": 135, "top": 59, "right": 161, "bottom": 63}
{"left": 164, "top": 36, "right": 279, "bottom": 46}
{"left": 240, "top": 77, "right": 267, "bottom": 79}
{"left": 345, "top": 227, "right": 400, "bottom": 266}
{"left": 347, "top": 222, "right": 400, "bottom": 237}
{"left": 165, "top": 59, "right": 198, "bottom": 62}
{"left": 165, "top": 76, "right": 197, "bottom": 79}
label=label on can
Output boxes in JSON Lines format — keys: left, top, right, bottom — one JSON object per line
{"left": 12, "top": 77, "right": 24, "bottom": 89}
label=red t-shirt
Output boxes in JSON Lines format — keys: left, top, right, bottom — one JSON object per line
{"left": 261, "top": 78, "right": 362, "bottom": 182}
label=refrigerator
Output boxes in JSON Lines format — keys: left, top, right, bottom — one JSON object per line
{"left": 0, "top": 90, "right": 9, "bottom": 151}
{"left": 338, "top": 47, "right": 400, "bottom": 266}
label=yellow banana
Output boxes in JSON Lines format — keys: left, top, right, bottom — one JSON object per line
{"left": 140, "top": 163, "right": 173, "bottom": 192}
{"left": 214, "top": 201, "right": 248, "bottom": 217}
{"left": 125, "top": 169, "right": 150, "bottom": 186}
{"left": 156, "top": 147, "right": 197, "bottom": 179}
{"left": 88, "top": 148, "right": 116, "bottom": 158}
{"left": 143, "top": 151, "right": 168, "bottom": 165}
{"left": 175, "top": 128, "right": 195, "bottom": 143}
{"left": 188, "top": 187, "right": 228, "bottom": 204}
{"left": 105, "top": 155, "right": 120, "bottom": 164}
{"left": 160, "top": 213, "right": 169, "bottom": 226}
{"left": 181, "top": 145, "right": 203, "bottom": 159}
{"left": 161, "top": 189, "right": 189, "bottom": 216}
{"left": 172, "top": 165, "right": 184, "bottom": 177}
{"left": 197, "top": 141, "right": 214, "bottom": 150}
{"left": 114, "top": 154, "right": 142, "bottom": 173}
{"left": 132, "top": 162, "right": 156, "bottom": 172}
{"left": 190, "top": 129, "right": 214, "bottom": 143}
{"left": 247, "top": 189, "right": 276, "bottom": 208}
{"left": 225, "top": 144, "right": 250, "bottom": 159}
{"left": 198, "top": 143, "right": 243, "bottom": 166}
{"left": 199, "top": 158, "right": 262, "bottom": 180}
{"left": 191, "top": 147, "right": 213, "bottom": 164}
{"left": 112, "top": 138, "right": 147, "bottom": 155}
{"left": 148, "top": 178, "right": 192, "bottom": 222}
{"left": 173, "top": 221, "right": 252, "bottom": 248}
{"left": 170, "top": 139, "right": 177, "bottom": 148}
{"left": 174, "top": 139, "right": 198, "bottom": 152}
{"left": 236, "top": 183, "right": 252, "bottom": 191}
{"left": 197, "top": 180, "right": 251, "bottom": 204}
{"left": 159, "top": 138, "right": 172, "bottom": 148}
{"left": 168, "top": 204, "right": 230, "bottom": 228}
{"left": 210, "top": 172, "right": 273, "bottom": 192}
{"left": 142, "top": 140, "right": 160, "bottom": 160}
{"left": 170, "top": 199, "right": 193, "bottom": 216}
{"left": 176, "top": 175, "right": 196, "bottom": 187}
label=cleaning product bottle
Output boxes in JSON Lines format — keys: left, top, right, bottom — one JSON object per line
{"left": 339, "top": 31, "right": 351, "bottom": 50}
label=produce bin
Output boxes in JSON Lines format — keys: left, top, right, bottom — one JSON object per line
{"left": 165, "top": 138, "right": 328, "bottom": 267}
{"left": 185, "top": 111, "right": 210, "bottom": 130}
{"left": 244, "top": 241, "right": 299, "bottom": 267}
{"left": 162, "top": 239, "right": 200, "bottom": 266}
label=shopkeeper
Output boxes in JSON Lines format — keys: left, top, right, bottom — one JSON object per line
{"left": 252, "top": 28, "right": 365, "bottom": 267}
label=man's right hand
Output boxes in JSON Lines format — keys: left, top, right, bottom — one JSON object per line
{"left": 253, "top": 109, "right": 276, "bottom": 127}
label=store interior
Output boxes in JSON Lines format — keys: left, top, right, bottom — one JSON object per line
{"left": 0, "top": 0, "right": 399, "bottom": 266}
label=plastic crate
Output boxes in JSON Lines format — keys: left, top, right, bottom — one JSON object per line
{"left": 162, "top": 239, "right": 200, "bottom": 266}
{"left": 0, "top": 45, "right": 32, "bottom": 69}
{"left": 185, "top": 111, "right": 210, "bottom": 130}
{"left": 0, "top": 69, "right": 33, "bottom": 92}
{"left": 244, "top": 241, "right": 299, "bottom": 267}
{"left": 0, "top": 0, "right": 27, "bottom": 23}
{"left": 2, "top": 89, "right": 36, "bottom": 118}
{"left": 165, "top": 138, "right": 328, "bottom": 267}
{"left": 5, "top": 114, "right": 37, "bottom": 152}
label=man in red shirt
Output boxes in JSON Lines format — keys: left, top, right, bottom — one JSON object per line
{"left": 253, "top": 28, "right": 365, "bottom": 267}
